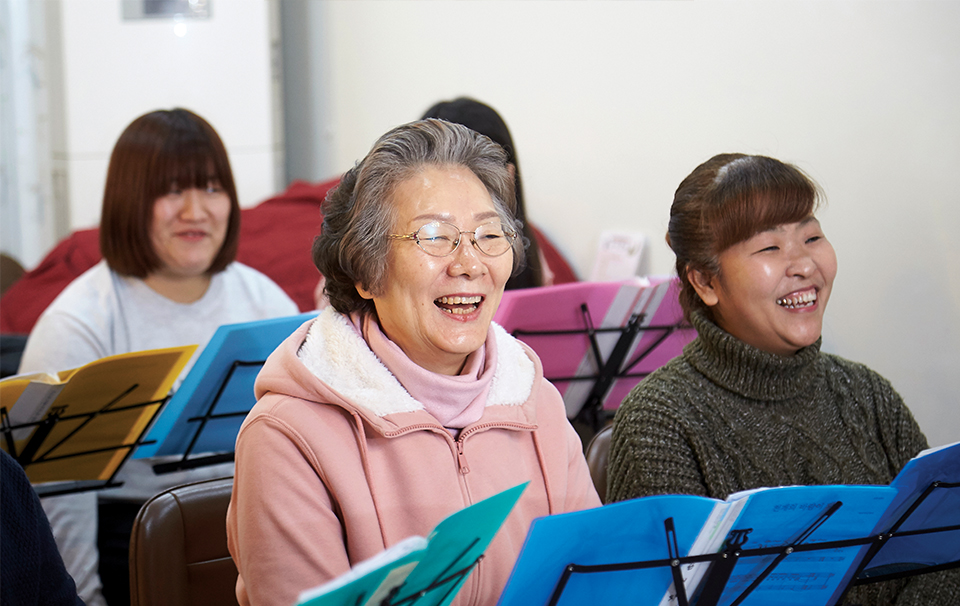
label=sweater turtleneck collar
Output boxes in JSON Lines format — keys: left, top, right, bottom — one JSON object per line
{"left": 683, "top": 310, "right": 822, "bottom": 401}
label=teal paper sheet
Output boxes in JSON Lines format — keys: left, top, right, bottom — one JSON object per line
{"left": 298, "top": 482, "right": 527, "bottom": 606}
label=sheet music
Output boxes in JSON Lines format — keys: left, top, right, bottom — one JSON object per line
{"left": 7, "top": 382, "right": 65, "bottom": 440}
{"left": 657, "top": 497, "right": 749, "bottom": 606}
{"left": 297, "top": 536, "right": 428, "bottom": 603}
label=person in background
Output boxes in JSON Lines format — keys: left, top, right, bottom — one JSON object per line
{"left": 606, "top": 153, "right": 959, "bottom": 604}
{"left": 227, "top": 119, "right": 600, "bottom": 606}
{"left": 18, "top": 108, "right": 299, "bottom": 606}
{"left": 422, "top": 97, "right": 572, "bottom": 288}
{"left": 1, "top": 449, "right": 85, "bottom": 606}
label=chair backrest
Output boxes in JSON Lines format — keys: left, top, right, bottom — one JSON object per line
{"left": 585, "top": 424, "right": 613, "bottom": 503}
{"left": 0, "top": 252, "right": 25, "bottom": 296}
{"left": 129, "top": 476, "right": 238, "bottom": 606}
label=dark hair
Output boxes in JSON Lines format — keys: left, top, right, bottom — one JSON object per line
{"left": 100, "top": 108, "right": 240, "bottom": 277}
{"left": 313, "top": 119, "right": 523, "bottom": 315}
{"left": 421, "top": 97, "right": 543, "bottom": 289}
{"left": 667, "top": 153, "right": 822, "bottom": 321}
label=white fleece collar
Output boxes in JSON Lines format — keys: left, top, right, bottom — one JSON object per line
{"left": 298, "top": 307, "right": 535, "bottom": 417}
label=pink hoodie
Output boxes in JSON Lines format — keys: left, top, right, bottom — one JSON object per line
{"left": 226, "top": 308, "right": 601, "bottom": 606}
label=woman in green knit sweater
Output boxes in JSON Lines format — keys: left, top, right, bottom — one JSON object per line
{"left": 607, "top": 153, "right": 957, "bottom": 605}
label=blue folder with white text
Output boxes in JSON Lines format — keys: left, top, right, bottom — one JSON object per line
{"left": 497, "top": 484, "right": 897, "bottom": 606}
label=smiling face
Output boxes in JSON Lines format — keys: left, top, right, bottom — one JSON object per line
{"left": 149, "top": 182, "right": 231, "bottom": 280}
{"left": 689, "top": 217, "right": 838, "bottom": 357}
{"left": 357, "top": 165, "right": 514, "bottom": 375}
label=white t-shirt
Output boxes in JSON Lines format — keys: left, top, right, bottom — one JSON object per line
{"left": 18, "top": 260, "right": 299, "bottom": 606}
{"left": 20, "top": 259, "right": 299, "bottom": 377}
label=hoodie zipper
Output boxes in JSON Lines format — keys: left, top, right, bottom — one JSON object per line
{"left": 455, "top": 439, "right": 469, "bottom": 474}
{"left": 453, "top": 421, "right": 534, "bottom": 476}
{"left": 378, "top": 420, "right": 535, "bottom": 603}
{"left": 384, "top": 421, "right": 535, "bottom": 477}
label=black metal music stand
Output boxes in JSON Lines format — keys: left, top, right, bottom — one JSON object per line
{"left": 1, "top": 391, "right": 167, "bottom": 497}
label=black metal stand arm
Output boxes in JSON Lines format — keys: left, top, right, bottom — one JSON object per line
{"left": 152, "top": 358, "right": 264, "bottom": 474}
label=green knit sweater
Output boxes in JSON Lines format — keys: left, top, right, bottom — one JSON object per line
{"left": 607, "top": 311, "right": 958, "bottom": 605}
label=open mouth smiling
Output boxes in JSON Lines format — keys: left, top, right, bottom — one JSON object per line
{"left": 435, "top": 295, "right": 483, "bottom": 315}
{"left": 776, "top": 290, "right": 817, "bottom": 309}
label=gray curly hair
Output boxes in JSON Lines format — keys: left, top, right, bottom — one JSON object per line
{"left": 313, "top": 118, "right": 525, "bottom": 314}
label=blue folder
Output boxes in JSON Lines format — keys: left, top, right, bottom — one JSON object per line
{"left": 498, "top": 485, "right": 897, "bottom": 606}
{"left": 134, "top": 312, "right": 316, "bottom": 459}
{"left": 859, "top": 441, "right": 960, "bottom": 578}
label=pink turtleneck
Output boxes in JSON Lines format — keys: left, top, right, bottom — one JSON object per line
{"left": 351, "top": 312, "right": 496, "bottom": 430}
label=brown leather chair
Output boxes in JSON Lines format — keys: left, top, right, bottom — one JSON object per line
{"left": 585, "top": 424, "right": 613, "bottom": 503}
{"left": 129, "top": 476, "right": 239, "bottom": 606}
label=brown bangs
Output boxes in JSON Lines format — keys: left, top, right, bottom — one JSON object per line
{"left": 706, "top": 156, "right": 820, "bottom": 255}
{"left": 147, "top": 122, "right": 232, "bottom": 199}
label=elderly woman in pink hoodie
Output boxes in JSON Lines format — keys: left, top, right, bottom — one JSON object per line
{"left": 226, "top": 119, "right": 601, "bottom": 606}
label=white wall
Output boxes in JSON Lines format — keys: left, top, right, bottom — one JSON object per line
{"left": 1, "top": 0, "right": 64, "bottom": 269}
{"left": 55, "top": 0, "right": 280, "bottom": 230}
{"left": 290, "top": 0, "right": 959, "bottom": 446}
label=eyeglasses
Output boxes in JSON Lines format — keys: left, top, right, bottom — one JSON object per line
{"left": 388, "top": 221, "right": 517, "bottom": 258}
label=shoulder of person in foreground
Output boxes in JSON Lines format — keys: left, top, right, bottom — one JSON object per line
{"left": 1, "top": 450, "right": 85, "bottom": 606}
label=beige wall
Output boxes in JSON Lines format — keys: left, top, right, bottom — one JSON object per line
{"left": 295, "top": 0, "right": 960, "bottom": 446}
